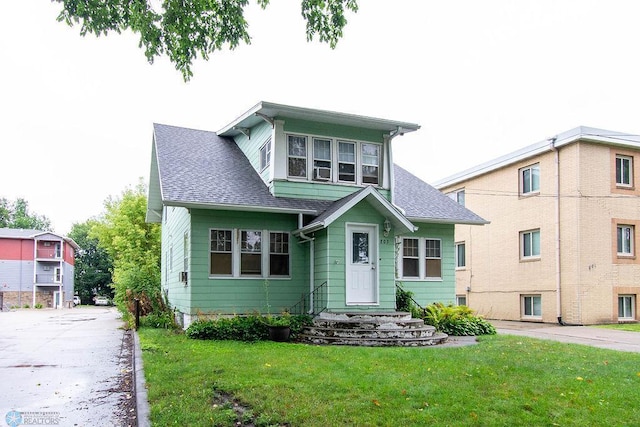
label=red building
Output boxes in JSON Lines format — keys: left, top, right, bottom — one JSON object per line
{"left": 0, "top": 228, "right": 78, "bottom": 309}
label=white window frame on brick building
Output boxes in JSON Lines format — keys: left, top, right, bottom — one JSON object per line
{"left": 520, "top": 164, "right": 540, "bottom": 195}
{"left": 520, "top": 229, "right": 541, "bottom": 260}
{"left": 521, "top": 294, "right": 541, "bottom": 318}
{"left": 615, "top": 154, "right": 633, "bottom": 187}
{"left": 618, "top": 295, "right": 635, "bottom": 321}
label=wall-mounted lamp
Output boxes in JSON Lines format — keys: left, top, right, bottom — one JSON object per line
{"left": 383, "top": 219, "right": 391, "bottom": 237}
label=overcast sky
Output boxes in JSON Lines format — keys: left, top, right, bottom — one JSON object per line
{"left": 2, "top": 1, "right": 640, "bottom": 234}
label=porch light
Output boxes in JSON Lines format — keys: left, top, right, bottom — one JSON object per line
{"left": 383, "top": 219, "right": 392, "bottom": 237}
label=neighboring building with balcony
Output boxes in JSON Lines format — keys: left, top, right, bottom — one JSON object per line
{"left": 0, "top": 228, "right": 78, "bottom": 309}
{"left": 435, "top": 126, "right": 640, "bottom": 325}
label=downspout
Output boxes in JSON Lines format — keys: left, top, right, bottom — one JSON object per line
{"left": 550, "top": 137, "right": 565, "bottom": 326}
{"left": 298, "top": 214, "right": 315, "bottom": 313}
{"left": 386, "top": 127, "right": 405, "bottom": 205}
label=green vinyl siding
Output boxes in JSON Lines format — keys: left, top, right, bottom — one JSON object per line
{"left": 233, "top": 120, "right": 272, "bottom": 182}
{"left": 188, "top": 209, "right": 308, "bottom": 315}
{"left": 319, "top": 199, "right": 397, "bottom": 312}
{"left": 398, "top": 222, "right": 456, "bottom": 306}
{"left": 272, "top": 180, "right": 391, "bottom": 201}
{"left": 161, "top": 206, "right": 192, "bottom": 313}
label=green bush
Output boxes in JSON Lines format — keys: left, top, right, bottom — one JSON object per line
{"left": 395, "top": 285, "right": 414, "bottom": 313}
{"left": 34, "top": 303, "right": 43, "bottom": 309}
{"left": 140, "top": 311, "right": 179, "bottom": 329}
{"left": 186, "top": 314, "right": 313, "bottom": 342}
{"left": 422, "top": 303, "right": 496, "bottom": 336}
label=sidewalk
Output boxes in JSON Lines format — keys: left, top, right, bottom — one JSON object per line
{"left": 491, "top": 320, "right": 640, "bottom": 353}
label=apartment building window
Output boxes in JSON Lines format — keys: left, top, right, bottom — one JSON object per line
{"left": 520, "top": 164, "right": 540, "bottom": 195}
{"left": 617, "top": 225, "right": 634, "bottom": 256}
{"left": 288, "top": 135, "right": 307, "bottom": 178}
{"left": 521, "top": 229, "right": 541, "bottom": 259}
{"left": 448, "top": 189, "right": 465, "bottom": 206}
{"left": 618, "top": 295, "right": 635, "bottom": 320}
{"left": 456, "top": 295, "right": 467, "bottom": 306}
{"left": 616, "top": 155, "right": 633, "bottom": 187}
{"left": 210, "top": 229, "right": 233, "bottom": 275}
{"left": 361, "top": 143, "right": 380, "bottom": 185}
{"left": 402, "top": 238, "right": 420, "bottom": 278}
{"left": 269, "top": 232, "right": 290, "bottom": 276}
{"left": 522, "top": 295, "right": 542, "bottom": 318}
{"left": 313, "top": 138, "right": 332, "bottom": 181}
{"left": 425, "top": 239, "right": 442, "bottom": 278}
{"left": 259, "top": 138, "right": 271, "bottom": 171}
{"left": 455, "top": 242, "right": 466, "bottom": 269}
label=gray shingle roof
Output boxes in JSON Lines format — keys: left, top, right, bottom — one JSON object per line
{"left": 393, "top": 165, "right": 487, "bottom": 224}
{"left": 153, "top": 124, "right": 332, "bottom": 214}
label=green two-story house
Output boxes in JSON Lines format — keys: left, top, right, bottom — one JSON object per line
{"left": 146, "top": 102, "right": 486, "bottom": 328}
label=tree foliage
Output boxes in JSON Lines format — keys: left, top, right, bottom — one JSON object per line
{"left": 0, "top": 197, "right": 52, "bottom": 231}
{"left": 90, "top": 181, "right": 162, "bottom": 316}
{"left": 68, "top": 220, "right": 114, "bottom": 304}
{"left": 54, "top": 0, "right": 358, "bottom": 80}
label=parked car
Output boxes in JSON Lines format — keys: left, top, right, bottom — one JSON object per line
{"left": 73, "top": 296, "right": 81, "bottom": 306}
{"left": 94, "top": 296, "right": 110, "bottom": 306}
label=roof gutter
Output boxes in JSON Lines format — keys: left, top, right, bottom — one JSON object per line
{"left": 162, "top": 200, "right": 324, "bottom": 216}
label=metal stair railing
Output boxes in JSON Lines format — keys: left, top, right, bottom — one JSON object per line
{"left": 395, "top": 282, "right": 427, "bottom": 317}
{"left": 289, "top": 281, "right": 327, "bottom": 316}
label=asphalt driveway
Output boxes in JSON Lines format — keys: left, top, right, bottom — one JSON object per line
{"left": 0, "top": 307, "right": 135, "bottom": 426}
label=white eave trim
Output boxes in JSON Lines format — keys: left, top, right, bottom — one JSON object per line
{"left": 161, "top": 200, "right": 323, "bottom": 216}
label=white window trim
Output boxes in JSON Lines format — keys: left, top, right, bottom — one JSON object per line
{"left": 617, "top": 225, "right": 634, "bottom": 256}
{"left": 618, "top": 295, "right": 635, "bottom": 320}
{"left": 312, "top": 138, "right": 333, "bottom": 182}
{"left": 616, "top": 154, "right": 633, "bottom": 187}
{"left": 455, "top": 242, "right": 466, "bottom": 269}
{"left": 520, "top": 229, "right": 541, "bottom": 260}
{"left": 447, "top": 189, "right": 465, "bottom": 206}
{"left": 456, "top": 295, "right": 467, "bottom": 306}
{"left": 259, "top": 139, "right": 271, "bottom": 172}
{"left": 209, "top": 228, "right": 291, "bottom": 279}
{"left": 520, "top": 164, "right": 540, "bottom": 195}
{"left": 521, "top": 294, "right": 542, "bottom": 318}
{"left": 284, "top": 133, "right": 383, "bottom": 187}
{"left": 399, "top": 237, "right": 443, "bottom": 281}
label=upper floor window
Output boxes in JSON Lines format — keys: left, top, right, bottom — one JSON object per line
{"left": 313, "top": 138, "right": 332, "bottom": 181}
{"left": 288, "top": 135, "right": 307, "bottom": 178}
{"left": 260, "top": 139, "right": 271, "bottom": 172}
{"left": 616, "top": 155, "right": 633, "bottom": 187}
{"left": 448, "top": 189, "right": 465, "bottom": 206}
{"left": 361, "top": 143, "right": 380, "bottom": 185}
{"left": 617, "top": 225, "right": 634, "bottom": 256}
{"left": 338, "top": 141, "right": 356, "bottom": 183}
{"left": 521, "top": 229, "right": 540, "bottom": 259}
{"left": 455, "top": 242, "right": 466, "bottom": 269}
{"left": 520, "top": 164, "right": 540, "bottom": 195}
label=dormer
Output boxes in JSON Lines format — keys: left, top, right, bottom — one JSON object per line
{"left": 218, "top": 101, "right": 420, "bottom": 202}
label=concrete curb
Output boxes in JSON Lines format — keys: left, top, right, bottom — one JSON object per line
{"left": 133, "top": 330, "right": 151, "bottom": 427}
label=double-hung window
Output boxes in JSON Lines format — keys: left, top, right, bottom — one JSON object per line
{"left": 455, "top": 242, "right": 466, "bottom": 269}
{"left": 240, "top": 231, "right": 262, "bottom": 276}
{"left": 521, "top": 229, "right": 541, "bottom": 259}
{"left": 361, "top": 143, "right": 381, "bottom": 185}
{"left": 522, "top": 295, "right": 542, "bottom": 318}
{"left": 617, "top": 225, "right": 634, "bottom": 256}
{"left": 288, "top": 135, "right": 307, "bottom": 178}
{"left": 338, "top": 141, "right": 356, "bottom": 183}
{"left": 402, "top": 238, "right": 419, "bottom": 278}
{"left": 616, "top": 155, "right": 633, "bottom": 187}
{"left": 210, "top": 229, "right": 233, "bottom": 275}
{"left": 448, "top": 189, "right": 465, "bottom": 206}
{"left": 259, "top": 138, "right": 271, "bottom": 172}
{"left": 520, "top": 164, "right": 540, "bottom": 195}
{"left": 425, "top": 239, "right": 442, "bottom": 278}
{"left": 313, "top": 138, "right": 332, "bottom": 181}
{"left": 269, "top": 232, "right": 290, "bottom": 276}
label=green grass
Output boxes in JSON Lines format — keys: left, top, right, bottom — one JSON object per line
{"left": 596, "top": 323, "right": 640, "bottom": 332}
{"left": 139, "top": 329, "right": 640, "bottom": 426}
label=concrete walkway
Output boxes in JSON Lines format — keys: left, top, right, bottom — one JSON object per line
{"left": 491, "top": 320, "right": 640, "bottom": 353}
{"left": 0, "top": 307, "right": 134, "bottom": 426}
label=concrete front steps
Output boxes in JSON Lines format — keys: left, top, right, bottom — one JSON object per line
{"left": 299, "top": 311, "right": 448, "bottom": 347}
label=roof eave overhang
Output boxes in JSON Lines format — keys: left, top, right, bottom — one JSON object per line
{"left": 407, "top": 217, "right": 490, "bottom": 226}
{"left": 160, "top": 200, "right": 323, "bottom": 216}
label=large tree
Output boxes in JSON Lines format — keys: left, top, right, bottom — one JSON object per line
{"left": 90, "top": 181, "right": 162, "bottom": 315}
{"left": 0, "top": 197, "right": 52, "bottom": 231}
{"left": 54, "top": 0, "right": 358, "bottom": 80}
{"left": 68, "top": 220, "right": 114, "bottom": 304}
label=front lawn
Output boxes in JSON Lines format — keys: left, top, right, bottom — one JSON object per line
{"left": 139, "top": 329, "right": 640, "bottom": 426}
{"left": 596, "top": 322, "right": 640, "bottom": 332}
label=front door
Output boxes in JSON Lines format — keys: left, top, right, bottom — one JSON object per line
{"left": 346, "top": 224, "right": 378, "bottom": 305}
{"left": 53, "top": 291, "right": 61, "bottom": 309}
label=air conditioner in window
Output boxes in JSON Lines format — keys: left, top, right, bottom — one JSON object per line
{"left": 179, "top": 271, "right": 188, "bottom": 283}
{"left": 314, "top": 167, "right": 331, "bottom": 181}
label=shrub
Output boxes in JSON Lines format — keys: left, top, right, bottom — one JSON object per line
{"left": 140, "top": 311, "right": 179, "bottom": 329}
{"left": 395, "top": 285, "right": 414, "bottom": 313}
{"left": 34, "top": 303, "right": 43, "bottom": 309}
{"left": 186, "top": 314, "right": 313, "bottom": 342}
{"left": 422, "top": 303, "right": 496, "bottom": 336}
{"left": 22, "top": 304, "right": 30, "bottom": 309}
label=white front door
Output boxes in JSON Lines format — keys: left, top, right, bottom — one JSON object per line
{"left": 346, "top": 224, "right": 378, "bottom": 305}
